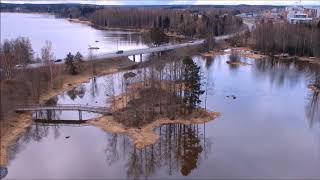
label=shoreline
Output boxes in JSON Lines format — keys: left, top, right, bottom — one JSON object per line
{"left": 88, "top": 110, "right": 220, "bottom": 149}
{"left": 0, "top": 58, "right": 132, "bottom": 166}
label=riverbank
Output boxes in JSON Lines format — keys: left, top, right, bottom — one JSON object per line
{"left": 88, "top": 110, "right": 220, "bottom": 149}
{"left": 68, "top": 17, "right": 187, "bottom": 39}
{"left": 0, "top": 57, "right": 133, "bottom": 166}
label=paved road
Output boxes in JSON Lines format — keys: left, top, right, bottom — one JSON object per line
{"left": 23, "top": 21, "right": 254, "bottom": 69}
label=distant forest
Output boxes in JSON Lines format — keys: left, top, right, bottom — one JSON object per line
{"left": 1, "top": 3, "right": 274, "bottom": 38}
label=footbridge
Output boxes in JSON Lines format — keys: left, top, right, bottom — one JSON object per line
{"left": 16, "top": 104, "right": 110, "bottom": 120}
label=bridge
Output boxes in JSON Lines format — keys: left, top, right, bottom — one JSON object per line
{"left": 16, "top": 104, "right": 110, "bottom": 120}
{"left": 92, "top": 28, "right": 250, "bottom": 61}
{"left": 24, "top": 22, "right": 254, "bottom": 69}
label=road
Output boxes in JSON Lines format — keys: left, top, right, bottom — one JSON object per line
{"left": 23, "top": 20, "right": 254, "bottom": 69}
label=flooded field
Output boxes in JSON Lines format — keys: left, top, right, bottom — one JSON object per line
{"left": 3, "top": 54, "right": 320, "bottom": 179}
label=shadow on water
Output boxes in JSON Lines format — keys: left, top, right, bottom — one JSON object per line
{"left": 104, "top": 124, "right": 210, "bottom": 179}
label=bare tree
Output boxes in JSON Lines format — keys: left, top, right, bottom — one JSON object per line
{"left": 41, "top": 41, "right": 55, "bottom": 89}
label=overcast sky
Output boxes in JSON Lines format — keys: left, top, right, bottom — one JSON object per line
{"left": 1, "top": 0, "right": 320, "bottom": 6}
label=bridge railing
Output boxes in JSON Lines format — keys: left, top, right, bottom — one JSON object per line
{"left": 16, "top": 104, "right": 107, "bottom": 110}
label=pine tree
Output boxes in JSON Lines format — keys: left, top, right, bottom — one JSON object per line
{"left": 183, "top": 56, "right": 204, "bottom": 113}
{"left": 74, "top": 51, "right": 83, "bottom": 72}
{"left": 65, "top": 52, "right": 76, "bottom": 75}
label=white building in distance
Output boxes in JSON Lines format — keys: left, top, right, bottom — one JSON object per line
{"left": 286, "top": 6, "right": 313, "bottom": 24}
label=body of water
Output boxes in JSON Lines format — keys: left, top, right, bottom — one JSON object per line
{"left": 3, "top": 53, "right": 320, "bottom": 179}
{"left": 1, "top": 13, "right": 148, "bottom": 59}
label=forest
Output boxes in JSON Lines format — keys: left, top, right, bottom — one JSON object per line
{"left": 89, "top": 7, "right": 244, "bottom": 38}
{"left": 251, "top": 20, "right": 320, "bottom": 57}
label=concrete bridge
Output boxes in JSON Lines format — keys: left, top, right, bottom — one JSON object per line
{"left": 25, "top": 23, "right": 253, "bottom": 69}
{"left": 93, "top": 28, "right": 250, "bottom": 61}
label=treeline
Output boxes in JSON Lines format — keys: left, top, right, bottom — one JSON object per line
{"left": 0, "top": 37, "right": 34, "bottom": 78}
{"left": 89, "top": 8, "right": 243, "bottom": 38}
{"left": 1, "top": 3, "right": 101, "bottom": 19}
{"left": 251, "top": 21, "right": 320, "bottom": 57}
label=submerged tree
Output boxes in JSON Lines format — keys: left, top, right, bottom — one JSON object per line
{"left": 183, "top": 56, "right": 204, "bottom": 113}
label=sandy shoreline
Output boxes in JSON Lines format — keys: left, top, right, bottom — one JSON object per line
{"left": 88, "top": 110, "right": 220, "bottom": 149}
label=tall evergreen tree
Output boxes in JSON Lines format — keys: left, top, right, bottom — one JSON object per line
{"left": 183, "top": 56, "right": 204, "bottom": 113}
{"left": 65, "top": 52, "right": 77, "bottom": 75}
{"left": 150, "top": 27, "right": 168, "bottom": 46}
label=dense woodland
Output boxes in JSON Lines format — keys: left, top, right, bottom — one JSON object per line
{"left": 251, "top": 20, "right": 320, "bottom": 57}
{"left": 89, "top": 8, "right": 243, "bottom": 38}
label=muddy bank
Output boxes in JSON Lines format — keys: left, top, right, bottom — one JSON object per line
{"left": 0, "top": 114, "right": 31, "bottom": 165}
{"left": 226, "top": 60, "right": 251, "bottom": 66}
{"left": 298, "top": 57, "right": 320, "bottom": 65}
{"left": 200, "top": 50, "right": 225, "bottom": 57}
{"left": 88, "top": 110, "right": 220, "bottom": 149}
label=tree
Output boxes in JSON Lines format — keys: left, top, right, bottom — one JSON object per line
{"left": 163, "top": 16, "right": 170, "bottom": 30}
{"left": 65, "top": 52, "right": 77, "bottom": 75}
{"left": 0, "top": 40, "right": 14, "bottom": 79}
{"left": 158, "top": 16, "right": 163, "bottom": 28}
{"left": 183, "top": 56, "right": 204, "bottom": 113}
{"left": 150, "top": 27, "right": 168, "bottom": 46}
{"left": 201, "top": 32, "right": 215, "bottom": 52}
{"left": 13, "top": 37, "right": 34, "bottom": 65}
{"left": 74, "top": 51, "right": 83, "bottom": 72}
{"left": 41, "top": 40, "right": 54, "bottom": 88}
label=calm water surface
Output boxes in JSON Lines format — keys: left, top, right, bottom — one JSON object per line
{"left": 1, "top": 13, "right": 148, "bottom": 59}
{"left": 4, "top": 54, "right": 320, "bottom": 179}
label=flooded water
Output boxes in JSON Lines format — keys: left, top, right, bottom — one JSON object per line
{"left": 3, "top": 53, "right": 320, "bottom": 178}
{"left": 1, "top": 13, "right": 148, "bottom": 59}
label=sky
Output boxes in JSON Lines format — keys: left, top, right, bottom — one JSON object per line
{"left": 1, "top": 0, "right": 320, "bottom": 6}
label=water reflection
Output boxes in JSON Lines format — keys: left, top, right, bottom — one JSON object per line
{"left": 253, "top": 58, "right": 320, "bottom": 127}
{"left": 5, "top": 54, "right": 320, "bottom": 179}
{"left": 104, "top": 124, "right": 210, "bottom": 179}
{"left": 66, "top": 85, "right": 86, "bottom": 100}
{"left": 306, "top": 70, "right": 320, "bottom": 128}
{"left": 1, "top": 13, "right": 150, "bottom": 58}
{"left": 5, "top": 122, "right": 209, "bottom": 179}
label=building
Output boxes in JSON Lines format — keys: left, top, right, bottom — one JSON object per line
{"left": 287, "top": 13, "right": 313, "bottom": 24}
{"left": 286, "top": 6, "right": 314, "bottom": 24}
